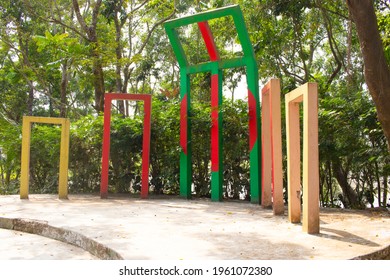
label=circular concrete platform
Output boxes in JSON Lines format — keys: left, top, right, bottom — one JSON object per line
{"left": 0, "top": 194, "right": 389, "bottom": 260}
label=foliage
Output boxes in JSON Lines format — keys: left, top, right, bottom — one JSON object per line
{"left": 0, "top": 0, "right": 389, "bottom": 208}
{"left": 0, "top": 118, "right": 21, "bottom": 194}
{"left": 29, "top": 124, "right": 62, "bottom": 194}
{"left": 69, "top": 115, "right": 104, "bottom": 193}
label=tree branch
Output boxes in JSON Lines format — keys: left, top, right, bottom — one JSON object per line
{"left": 136, "top": 10, "right": 176, "bottom": 56}
{"left": 48, "top": 17, "right": 90, "bottom": 41}
{"left": 72, "top": 0, "right": 89, "bottom": 34}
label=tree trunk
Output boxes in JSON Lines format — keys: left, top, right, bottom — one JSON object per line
{"left": 72, "top": 0, "right": 105, "bottom": 112}
{"left": 347, "top": 0, "right": 390, "bottom": 150}
{"left": 92, "top": 54, "right": 105, "bottom": 112}
{"left": 327, "top": 160, "right": 334, "bottom": 207}
{"left": 16, "top": 13, "right": 34, "bottom": 115}
{"left": 60, "top": 61, "right": 68, "bottom": 117}
{"left": 332, "top": 160, "right": 363, "bottom": 208}
{"left": 113, "top": 1, "right": 126, "bottom": 115}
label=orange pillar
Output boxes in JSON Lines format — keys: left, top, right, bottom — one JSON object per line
{"left": 261, "top": 79, "right": 283, "bottom": 215}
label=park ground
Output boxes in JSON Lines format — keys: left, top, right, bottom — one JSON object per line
{"left": 0, "top": 194, "right": 389, "bottom": 260}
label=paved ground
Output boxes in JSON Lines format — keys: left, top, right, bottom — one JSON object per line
{"left": 0, "top": 194, "right": 389, "bottom": 260}
{"left": 0, "top": 228, "right": 98, "bottom": 260}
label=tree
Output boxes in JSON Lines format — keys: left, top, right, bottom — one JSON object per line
{"left": 347, "top": 0, "right": 390, "bottom": 150}
{"left": 71, "top": 0, "right": 105, "bottom": 112}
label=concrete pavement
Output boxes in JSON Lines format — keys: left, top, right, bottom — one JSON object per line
{"left": 0, "top": 194, "right": 389, "bottom": 260}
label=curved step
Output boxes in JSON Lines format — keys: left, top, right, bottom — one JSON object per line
{"left": 0, "top": 217, "right": 123, "bottom": 260}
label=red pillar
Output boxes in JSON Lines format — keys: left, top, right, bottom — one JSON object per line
{"left": 141, "top": 96, "right": 151, "bottom": 199}
{"left": 100, "top": 96, "right": 112, "bottom": 198}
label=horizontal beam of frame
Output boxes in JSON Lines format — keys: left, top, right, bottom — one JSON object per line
{"left": 165, "top": 5, "right": 240, "bottom": 29}
{"left": 284, "top": 83, "right": 313, "bottom": 103}
{"left": 105, "top": 93, "right": 151, "bottom": 102}
{"left": 23, "top": 116, "right": 68, "bottom": 125}
{"left": 186, "top": 58, "right": 247, "bottom": 74}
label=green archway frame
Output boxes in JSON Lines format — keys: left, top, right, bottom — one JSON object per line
{"left": 164, "top": 5, "right": 261, "bottom": 203}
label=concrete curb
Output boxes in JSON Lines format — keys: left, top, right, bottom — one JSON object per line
{"left": 0, "top": 217, "right": 123, "bottom": 260}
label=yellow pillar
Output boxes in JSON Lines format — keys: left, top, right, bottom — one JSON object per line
{"left": 20, "top": 117, "right": 31, "bottom": 199}
{"left": 58, "top": 119, "right": 70, "bottom": 199}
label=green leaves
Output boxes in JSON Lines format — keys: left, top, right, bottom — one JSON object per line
{"left": 377, "top": 10, "right": 390, "bottom": 64}
{"left": 34, "top": 31, "right": 87, "bottom": 61}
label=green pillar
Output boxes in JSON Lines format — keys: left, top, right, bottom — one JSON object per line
{"left": 180, "top": 68, "right": 192, "bottom": 198}
{"left": 210, "top": 65, "right": 223, "bottom": 201}
{"left": 246, "top": 59, "right": 262, "bottom": 204}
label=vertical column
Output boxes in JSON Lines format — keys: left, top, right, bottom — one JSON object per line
{"left": 141, "top": 97, "right": 152, "bottom": 199}
{"left": 246, "top": 60, "right": 262, "bottom": 204}
{"left": 100, "top": 95, "right": 112, "bottom": 199}
{"left": 210, "top": 66, "right": 223, "bottom": 201}
{"left": 303, "top": 83, "right": 319, "bottom": 234}
{"left": 20, "top": 117, "right": 31, "bottom": 199}
{"left": 286, "top": 99, "right": 301, "bottom": 223}
{"left": 180, "top": 69, "right": 192, "bottom": 198}
{"left": 270, "top": 79, "right": 284, "bottom": 215}
{"left": 261, "top": 86, "right": 272, "bottom": 208}
{"left": 261, "top": 79, "right": 283, "bottom": 214}
{"left": 58, "top": 119, "right": 70, "bottom": 199}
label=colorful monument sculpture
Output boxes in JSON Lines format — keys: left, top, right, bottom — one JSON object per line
{"left": 164, "top": 5, "right": 262, "bottom": 203}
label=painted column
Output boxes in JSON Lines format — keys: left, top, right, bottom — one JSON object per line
{"left": 261, "top": 85, "right": 272, "bottom": 208}
{"left": 246, "top": 60, "right": 262, "bottom": 204}
{"left": 20, "top": 117, "right": 31, "bottom": 199}
{"left": 302, "top": 83, "right": 319, "bottom": 234}
{"left": 261, "top": 79, "right": 283, "bottom": 214}
{"left": 100, "top": 96, "right": 112, "bottom": 199}
{"left": 59, "top": 119, "right": 70, "bottom": 199}
{"left": 141, "top": 97, "right": 152, "bottom": 199}
{"left": 210, "top": 66, "right": 223, "bottom": 201}
{"left": 180, "top": 68, "right": 192, "bottom": 199}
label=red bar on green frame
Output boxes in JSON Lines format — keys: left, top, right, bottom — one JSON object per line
{"left": 180, "top": 94, "right": 188, "bottom": 155}
{"left": 198, "top": 21, "right": 220, "bottom": 61}
{"left": 211, "top": 74, "right": 220, "bottom": 172}
{"left": 248, "top": 89, "right": 258, "bottom": 152}
{"left": 100, "top": 93, "right": 152, "bottom": 199}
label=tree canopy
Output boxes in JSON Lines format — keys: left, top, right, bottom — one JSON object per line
{"left": 0, "top": 0, "right": 389, "bottom": 209}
